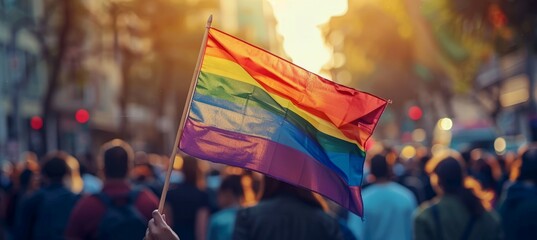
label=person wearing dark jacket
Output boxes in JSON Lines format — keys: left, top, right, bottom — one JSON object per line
{"left": 233, "top": 176, "right": 343, "bottom": 240}
{"left": 500, "top": 145, "right": 537, "bottom": 240}
{"left": 164, "top": 156, "right": 210, "bottom": 240}
{"left": 15, "top": 152, "right": 81, "bottom": 240}
{"left": 65, "top": 139, "right": 159, "bottom": 240}
{"left": 414, "top": 151, "right": 501, "bottom": 240}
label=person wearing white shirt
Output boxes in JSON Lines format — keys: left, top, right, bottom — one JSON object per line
{"left": 348, "top": 154, "right": 417, "bottom": 240}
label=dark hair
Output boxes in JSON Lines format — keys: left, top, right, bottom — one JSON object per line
{"left": 419, "top": 155, "right": 431, "bottom": 171}
{"left": 219, "top": 175, "right": 244, "bottom": 198}
{"left": 101, "top": 139, "right": 133, "bottom": 179}
{"left": 435, "top": 157, "right": 484, "bottom": 217}
{"left": 261, "top": 176, "right": 327, "bottom": 211}
{"left": 19, "top": 169, "right": 34, "bottom": 189}
{"left": 79, "top": 161, "right": 89, "bottom": 176}
{"left": 473, "top": 158, "right": 498, "bottom": 191}
{"left": 181, "top": 156, "right": 202, "bottom": 187}
{"left": 370, "top": 154, "right": 391, "bottom": 180}
{"left": 519, "top": 147, "right": 537, "bottom": 183}
{"left": 41, "top": 153, "right": 69, "bottom": 183}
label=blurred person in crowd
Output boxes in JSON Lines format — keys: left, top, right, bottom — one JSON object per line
{"left": 417, "top": 154, "right": 437, "bottom": 202}
{"left": 79, "top": 152, "right": 102, "bottom": 194}
{"left": 207, "top": 175, "right": 244, "bottom": 240}
{"left": 499, "top": 145, "right": 537, "bottom": 240}
{"left": 164, "top": 155, "right": 210, "bottom": 240}
{"left": 0, "top": 161, "right": 11, "bottom": 240}
{"left": 240, "top": 170, "right": 263, "bottom": 206}
{"left": 5, "top": 168, "right": 35, "bottom": 234}
{"left": 348, "top": 154, "right": 417, "bottom": 240}
{"left": 206, "top": 169, "right": 222, "bottom": 213}
{"left": 496, "top": 152, "right": 518, "bottom": 205}
{"left": 233, "top": 176, "right": 343, "bottom": 240}
{"left": 132, "top": 162, "right": 162, "bottom": 196}
{"left": 66, "top": 139, "right": 159, "bottom": 240}
{"left": 64, "top": 154, "right": 84, "bottom": 194}
{"left": 4, "top": 153, "right": 40, "bottom": 238}
{"left": 494, "top": 154, "right": 508, "bottom": 200}
{"left": 471, "top": 156, "right": 501, "bottom": 207}
{"left": 20, "top": 152, "right": 40, "bottom": 173}
{"left": 132, "top": 152, "right": 163, "bottom": 197}
{"left": 207, "top": 174, "right": 244, "bottom": 240}
{"left": 15, "top": 152, "right": 81, "bottom": 240}
{"left": 400, "top": 147, "right": 436, "bottom": 204}
{"left": 148, "top": 154, "right": 168, "bottom": 184}
{"left": 325, "top": 201, "right": 357, "bottom": 240}
{"left": 414, "top": 151, "right": 501, "bottom": 240}
{"left": 397, "top": 156, "right": 427, "bottom": 204}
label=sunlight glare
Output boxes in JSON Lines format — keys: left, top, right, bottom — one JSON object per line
{"left": 267, "top": 0, "right": 348, "bottom": 76}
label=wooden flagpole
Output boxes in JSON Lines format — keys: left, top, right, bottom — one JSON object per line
{"left": 158, "top": 15, "right": 213, "bottom": 213}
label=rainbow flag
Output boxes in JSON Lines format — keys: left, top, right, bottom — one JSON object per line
{"left": 179, "top": 28, "right": 387, "bottom": 217}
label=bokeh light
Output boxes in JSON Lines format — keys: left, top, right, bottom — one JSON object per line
{"left": 438, "top": 118, "right": 453, "bottom": 131}
{"left": 412, "top": 128, "right": 426, "bottom": 142}
{"left": 75, "top": 109, "right": 90, "bottom": 124}
{"left": 173, "top": 154, "right": 183, "bottom": 170}
{"left": 494, "top": 137, "right": 506, "bottom": 154}
{"left": 30, "top": 116, "right": 43, "bottom": 130}
{"left": 408, "top": 106, "right": 423, "bottom": 121}
{"left": 401, "top": 145, "right": 416, "bottom": 159}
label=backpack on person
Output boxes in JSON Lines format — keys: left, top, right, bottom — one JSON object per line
{"left": 33, "top": 187, "right": 81, "bottom": 240}
{"left": 94, "top": 189, "right": 148, "bottom": 240}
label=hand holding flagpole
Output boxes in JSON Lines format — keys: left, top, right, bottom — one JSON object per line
{"left": 158, "top": 15, "right": 213, "bottom": 213}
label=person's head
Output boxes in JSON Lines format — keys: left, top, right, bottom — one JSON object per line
{"left": 427, "top": 151, "right": 485, "bottom": 217}
{"left": 41, "top": 151, "right": 71, "bottom": 184}
{"left": 260, "top": 176, "right": 327, "bottom": 211}
{"left": 518, "top": 146, "right": 537, "bottom": 183}
{"left": 369, "top": 154, "right": 392, "bottom": 182}
{"left": 132, "top": 163, "right": 155, "bottom": 183}
{"left": 472, "top": 157, "right": 501, "bottom": 191}
{"left": 134, "top": 151, "right": 149, "bottom": 165}
{"left": 99, "top": 139, "right": 134, "bottom": 180}
{"left": 79, "top": 152, "right": 97, "bottom": 175}
{"left": 20, "top": 151, "right": 39, "bottom": 172}
{"left": 217, "top": 175, "right": 244, "bottom": 208}
{"left": 432, "top": 157, "right": 465, "bottom": 194}
{"left": 181, "top": 156, "right": 204, "bottom": 188}
{"left": 19, "top": 169, "right": 35, "bottom": 190}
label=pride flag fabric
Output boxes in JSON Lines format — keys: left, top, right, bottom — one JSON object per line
{"left": 179, "top": 28, "right": 387, "bottom": 217}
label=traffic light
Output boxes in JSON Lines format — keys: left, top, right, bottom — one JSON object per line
{"left": 408, "top": 106, "right": 423, "bottom": 121}
{"left": 30, "top": 116, "right": 43, "bottom": 130}
{"left": 28, "top": 116, "right": 45, "bottom": 156}
{"left": 75, "top": 109, "right": 90, "bottom": 124}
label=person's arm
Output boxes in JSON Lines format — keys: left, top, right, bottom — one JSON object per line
{"left": 195, "top": 207, "right": 209, "bottom": 240}
{"left": 146, "top": 210, "right": 180, "bottom": 240}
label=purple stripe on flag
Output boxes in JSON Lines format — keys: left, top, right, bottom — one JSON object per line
{"left": 179, "top": 118, "right": 363, "bottom": 216}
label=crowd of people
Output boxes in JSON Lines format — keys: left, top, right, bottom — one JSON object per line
{"left": 0, "top": 138, "right": 535, "bottom": 240}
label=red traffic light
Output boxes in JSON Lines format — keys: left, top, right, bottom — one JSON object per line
{"left": 75, "top": 109, "right": 90, "bottom": 124}
{"left": 408, "top": 106, "right": 423, "bottom": 121}
{"left": 30, "top": 116, "right": 43, "bottom": 130}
